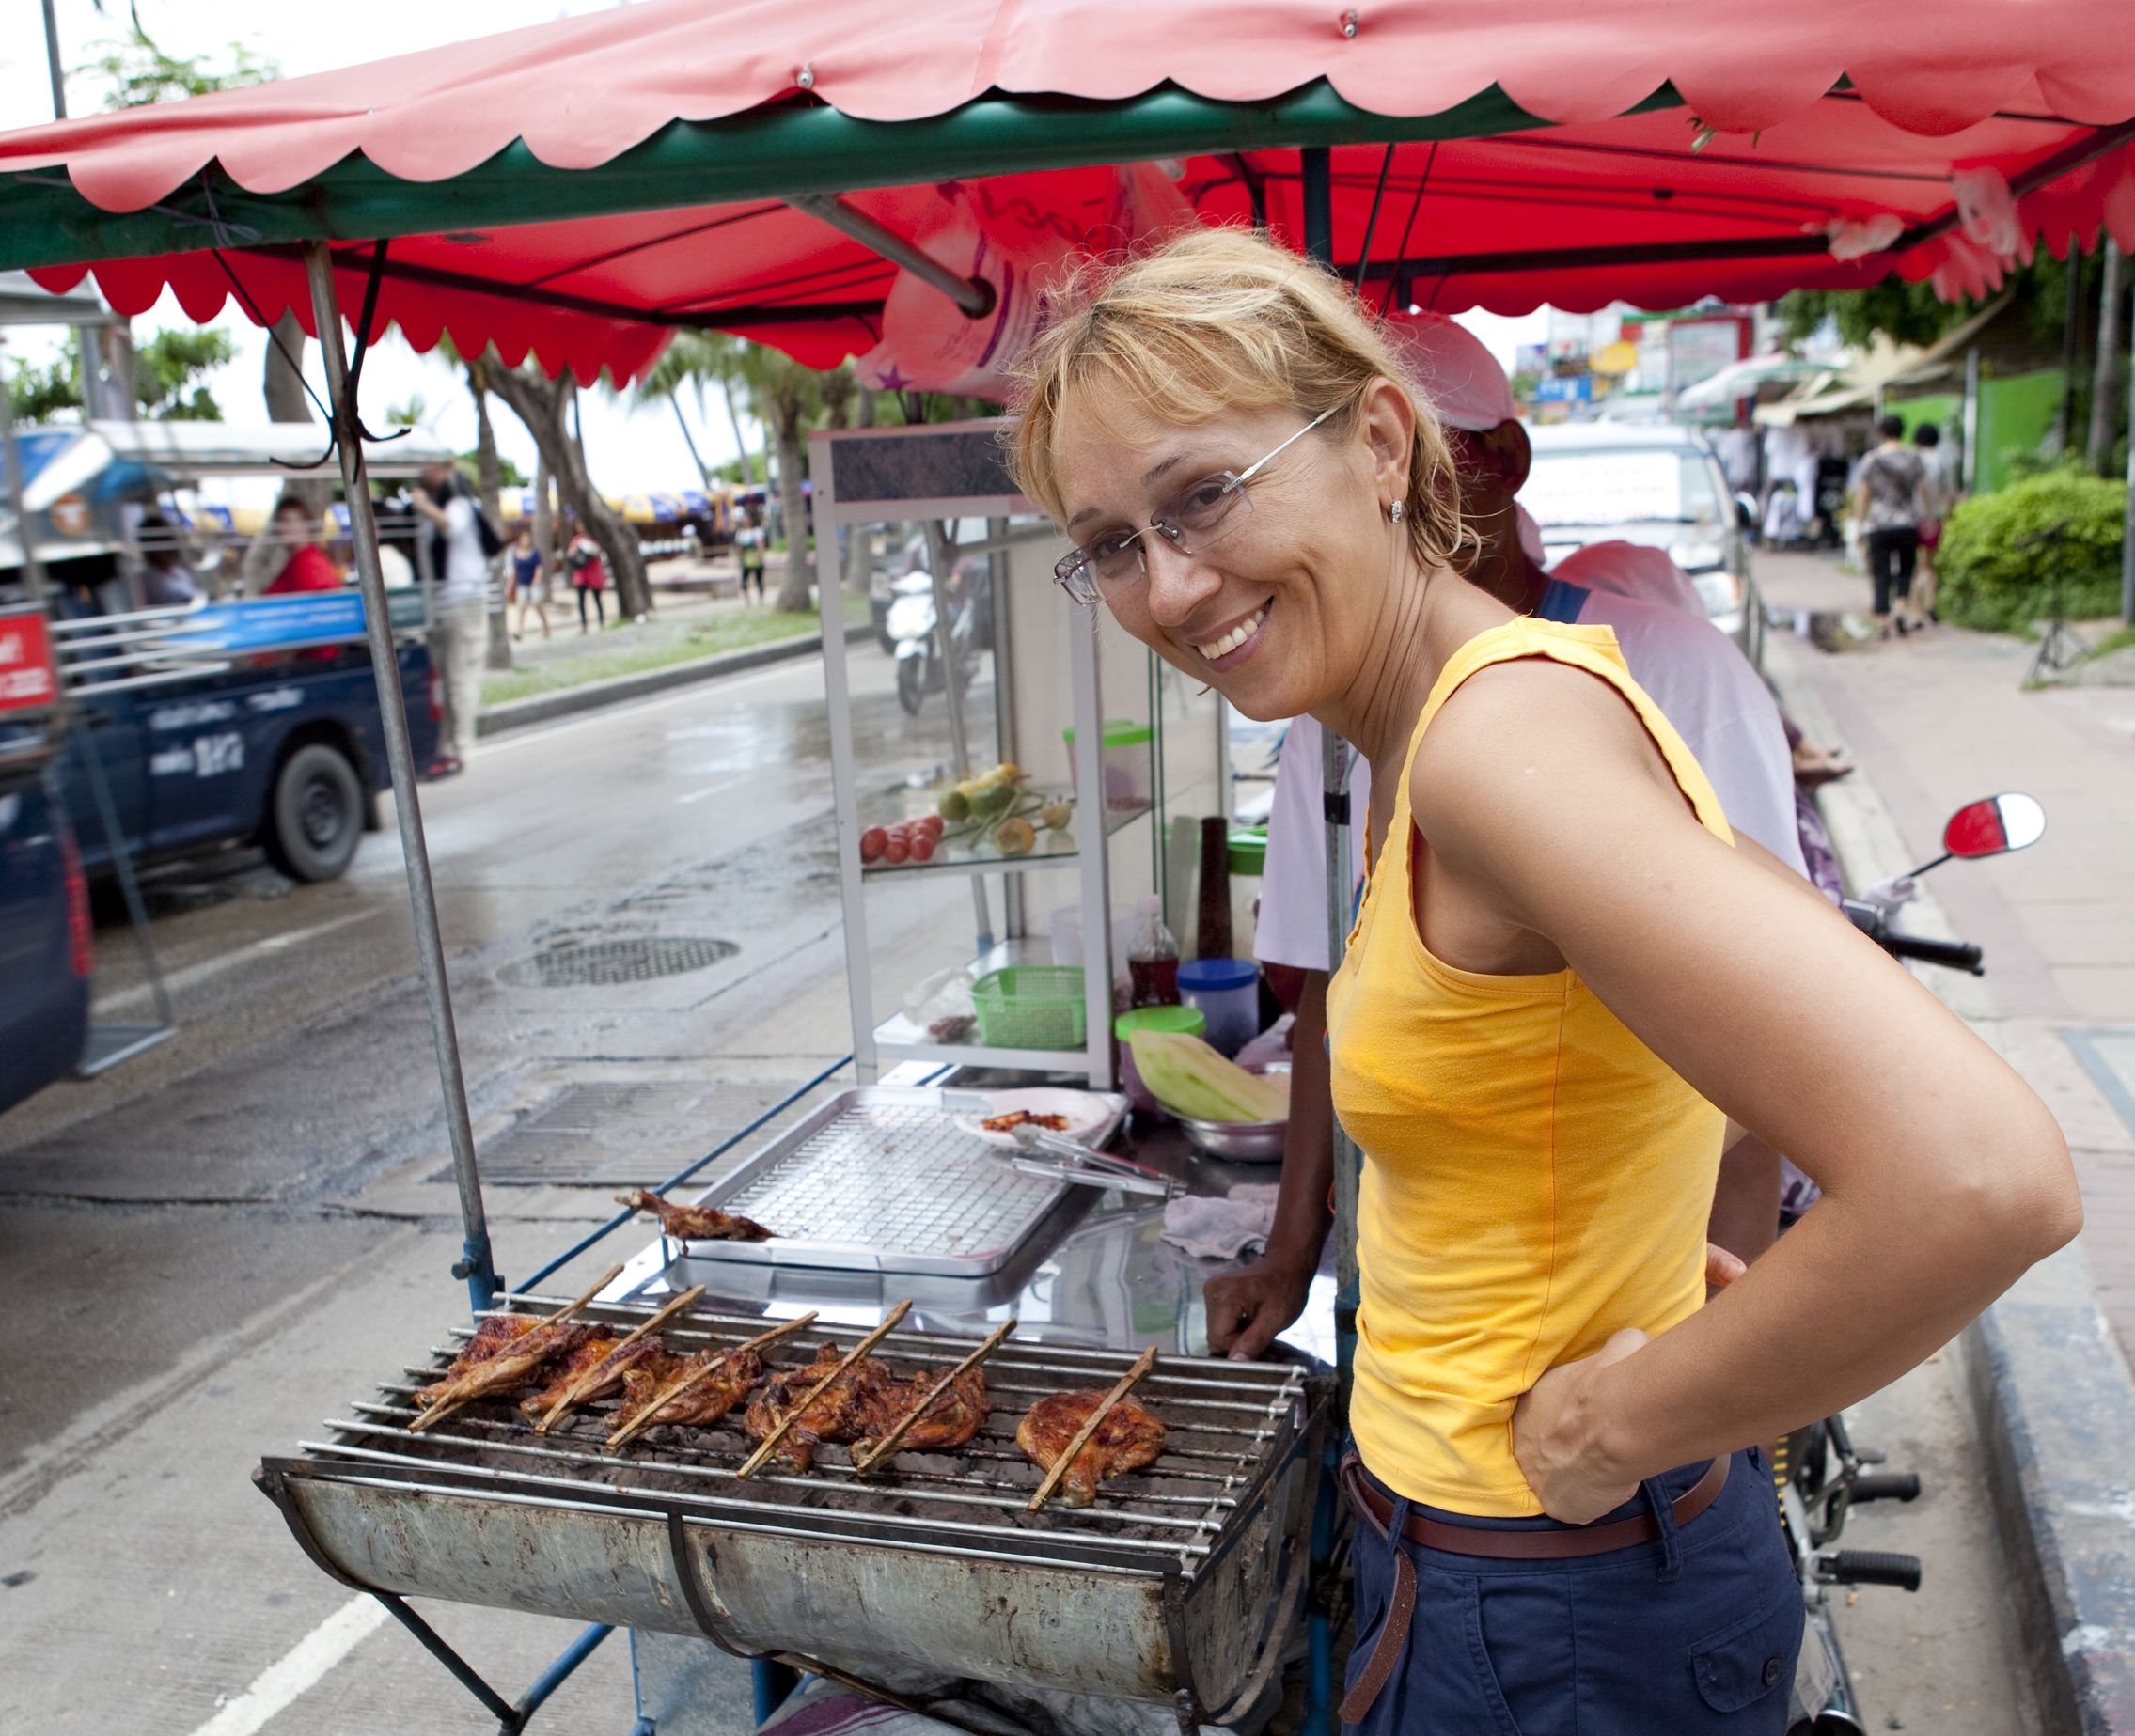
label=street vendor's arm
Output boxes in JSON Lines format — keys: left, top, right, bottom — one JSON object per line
{"left": 409, "top": 486, "right": 450, "bottom": 532}
{"left": 1416, "top": 660, "right": 2081, "bottom": 1524}
{"left": 1204, "top": 972, "right": 1334, "bottom": 1358}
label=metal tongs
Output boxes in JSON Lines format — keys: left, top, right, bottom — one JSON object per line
{"left": 1007, "top": 1121, "right": 1183, "bottom": 1199}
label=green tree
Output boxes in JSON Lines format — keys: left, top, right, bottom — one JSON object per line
{"left": 8, "top": 326, "right": 231, "bottom": 420}
{"left": 8, "top": 354, "right": 85, "bottom": 423}
{"left": 133, "top": 327, "right": 234, "bottom": 420}
{"left": 632, "top": 332, "right": 761, "bottom": 489}
{"left": 1778, "top": 276, "right": 1963, "bottom": 350}
{"left": 82, "top": 17, "right": 276, "bottom": 110}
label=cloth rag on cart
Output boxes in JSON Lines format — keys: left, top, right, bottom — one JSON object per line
{"left": 1161, "top": 1183, "right": 1281, "bottom": 1260}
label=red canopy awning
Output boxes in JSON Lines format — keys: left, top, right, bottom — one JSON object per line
{"left": 3, "top": 0, "right": 2131, "bottom": 387}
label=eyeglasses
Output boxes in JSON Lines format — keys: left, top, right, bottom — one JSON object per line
{"left": 1053, "top": 405, "right": 1340, "bottom": 606}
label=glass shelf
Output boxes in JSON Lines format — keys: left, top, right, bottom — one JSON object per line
{"left": 856, "top": 797, "right": 1152, "bottom": 881}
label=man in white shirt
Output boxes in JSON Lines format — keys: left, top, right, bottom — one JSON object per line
{"left": 411, "top": 461, "right": 494, "bottom": 777}
{"left": 1210, "top": 315, "right": 1811, "bottom": 1359}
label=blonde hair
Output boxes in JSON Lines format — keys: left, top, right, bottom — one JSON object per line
{"left": 1008, "top": 226, "right": 1469, "bottom": 572}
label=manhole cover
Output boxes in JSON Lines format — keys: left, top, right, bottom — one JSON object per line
{"left": 500, "top": 934, "right": 738, "bottom": 988}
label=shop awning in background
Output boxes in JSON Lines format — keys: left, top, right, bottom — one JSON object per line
{"left": 1, "top": 0, "right": 2132, "bottom": 388}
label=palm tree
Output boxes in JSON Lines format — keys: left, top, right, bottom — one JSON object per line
{"left": 633, "top": 332, "right": 762, "bottom": 490}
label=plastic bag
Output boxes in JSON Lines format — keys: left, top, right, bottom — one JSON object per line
{"left": 903, "top": 965, "right": 977, "bottom": 1044}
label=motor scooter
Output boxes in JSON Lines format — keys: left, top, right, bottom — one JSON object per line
{"left": 887, "top": 565, "right": 978, "bottom": 717}
{"left": 1784, "top": 790, "right": 2044, "bottom": 1735}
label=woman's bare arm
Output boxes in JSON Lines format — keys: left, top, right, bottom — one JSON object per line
{"left": 1414, "top": 660, "right": 2080, "bottom": 1520}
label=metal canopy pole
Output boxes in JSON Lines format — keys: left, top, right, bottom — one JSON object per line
{"left": 788, "top": 194, "right": 996, "bottom": 318}
{"left": 303, "top": 241, "right": 500, "bottom": 1311}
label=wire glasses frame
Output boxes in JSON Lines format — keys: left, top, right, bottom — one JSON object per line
{"left": 1052, "top": 404, "right": 1341, "bottom": 606}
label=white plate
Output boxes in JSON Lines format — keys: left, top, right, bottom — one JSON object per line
{"left": 953, "top": 1087, "right": 1116, "bottom": 1150}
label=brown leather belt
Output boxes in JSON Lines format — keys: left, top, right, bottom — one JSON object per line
{"left": 1342, "top": 1451, "right": 1728, "bottom": 1561}
{"left": 1337, "top": 1453, "right": 1729, "bottom": 1726}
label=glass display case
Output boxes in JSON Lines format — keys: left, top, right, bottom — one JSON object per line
{"left": 810, "top": 419, "right": 1225, "bottom": 1087}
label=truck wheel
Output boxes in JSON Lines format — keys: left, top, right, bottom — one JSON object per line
{"left": 265, "top": 743, "right": 364, "bottom": 882}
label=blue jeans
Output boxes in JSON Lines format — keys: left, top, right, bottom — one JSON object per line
{"left": 1343, "top": 1450, "right": 1802, "bottom": 1734}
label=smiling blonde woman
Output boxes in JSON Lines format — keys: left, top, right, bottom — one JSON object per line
{"left": 1009, "top": 227, "right": 2079, "bottom": 1734}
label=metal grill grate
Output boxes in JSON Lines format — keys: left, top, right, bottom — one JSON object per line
{"left": 499, "top": 934, "right": 738, "bottom": 988}
{"left": 723, "top": 1103, "right": 1053, "bottom": 1258}
{"left": 304, "top": 1294, "right": 1309, "bottom": 1572}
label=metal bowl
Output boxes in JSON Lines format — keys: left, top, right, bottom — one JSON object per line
{"left": 1174, "top": 1114, "right": 1287, "bottom": 1162}
{"left": 1174, "top": 1062, "right": 1290, "bottom": 1164}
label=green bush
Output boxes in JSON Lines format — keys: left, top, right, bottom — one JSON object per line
{"left": 1937, "top": 468, "right": 2127, "bottom": 630}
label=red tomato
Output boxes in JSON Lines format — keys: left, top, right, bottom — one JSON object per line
{"left": 859, "top": 827, "right": 888, "bottom": 863}
{"left": 918, "top": 814, "right": 946, "bottom": 838}
{"left": 908, "top": 832, "right": 936, "bottom": 863}
{"left": 884, "top": 837, "right": 910, "bottom": 865}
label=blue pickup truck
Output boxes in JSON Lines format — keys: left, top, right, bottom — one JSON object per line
{"left": 0, "top": 589, "right": 438, "bottom": 1117}
{"left": 64, "top": 621, "right": 439, "bottom": 884}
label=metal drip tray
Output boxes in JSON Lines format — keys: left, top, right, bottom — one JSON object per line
{"left": 677, "top": 1085, "right": 1128, "bottom": 1277}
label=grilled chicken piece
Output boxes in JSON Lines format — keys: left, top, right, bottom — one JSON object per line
{"left": 415, "top": 1319, "right": 589, "bottom": 1412}
{"left": 1015, "top": 1390, "right": 1166, "bottom": 1507}
{"left": 611, "top": 1347, "right": 765, "bottom": 1432}
{"left": 614, "top": 1188, "right": 774, "bottom": 1242}
{"left": 518, "top": 1328, "right": 667, "bottom": 1420}
{"left": 742, "top": 1344, "right": 895, "bottom": 1471}
{"left": 854, "top": 1366, "right": 991, "bottom": 1461}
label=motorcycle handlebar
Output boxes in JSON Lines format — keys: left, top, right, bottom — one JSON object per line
{"left": 1841, "top": 901, "right": 1986, "bottom": 974}
{"left": 1880, "top": 932, "right": 1985, "bottom": 974}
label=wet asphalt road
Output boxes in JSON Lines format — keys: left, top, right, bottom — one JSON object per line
{"left": 0, "top": 641, "right": 981, "bottom": 1731}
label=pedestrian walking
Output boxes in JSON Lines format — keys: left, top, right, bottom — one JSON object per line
{"left": 1910, "top": 422, "right": 1954, "bottom": 625}
{"left": 1850, "top": 414, "right": 1931, "bottom": 637}
{"left": 510, "top": 524, "right": 552, "bottom": 640}
{"left": 735, "top": 509, "right": 767, "bottom": 603}
{"left": 411, "top": 461, "right": 495, "bottom": 779}
{"left": 563, "top": 520, "right": 609, "bottom": 633}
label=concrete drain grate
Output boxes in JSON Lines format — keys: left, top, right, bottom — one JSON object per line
{"left": 500, "top": 934, "right": 738, "bottom": 988}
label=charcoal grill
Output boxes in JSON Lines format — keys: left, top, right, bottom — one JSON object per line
{"left": 257, "top": 1292, "right": 1325, "bottom": 1728}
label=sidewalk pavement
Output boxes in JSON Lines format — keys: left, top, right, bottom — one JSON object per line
{"left": 1756, "top": 548, "right": 2135, "bottom": 1733}
{"left": 1759, "top": 550, "right": 2135, "bottom": 1350}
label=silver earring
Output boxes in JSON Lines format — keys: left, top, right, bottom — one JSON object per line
{"left": 1388, "top": 500, "right": 1405, "bottom": 524}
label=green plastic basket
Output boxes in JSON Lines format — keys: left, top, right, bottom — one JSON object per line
{"left": 971, "top": 966, "right": 1087, "bottom": 1050}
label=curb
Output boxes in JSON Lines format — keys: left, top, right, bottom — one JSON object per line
{"left": 477, "top": 620, "right": 872, "bottom": 740}
{"left": 1765, "top": 628, "right": 2135, "bottom": 1736}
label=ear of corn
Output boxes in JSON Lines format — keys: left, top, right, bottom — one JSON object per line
{"left": 1127, "top": 1030, "right": 1288, "bottom": 1123}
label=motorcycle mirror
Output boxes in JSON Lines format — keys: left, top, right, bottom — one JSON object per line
{"left": 1940, "top": 793, "right": 2047, "bottom": 861}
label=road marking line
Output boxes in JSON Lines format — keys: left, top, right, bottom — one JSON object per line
{"left": 92, "top": 908, "right": 379, "bottom": 1014}
{"left": 677, "top": 774, "right": 750, "bottom": 805}
{"left": 184, "top": 1594, "right": 387, "bottom": 1736}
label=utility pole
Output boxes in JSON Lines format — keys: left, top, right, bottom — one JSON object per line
{"left": 39, "top": 0, "right": 129, "bottom": 423}
{"left": 2058, "top": 248, "right": 2084, "bottom": 456}
{"left": 2089, "top": 239, "right": 2122, "bottom": 474}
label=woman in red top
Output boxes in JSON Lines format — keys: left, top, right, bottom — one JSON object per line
{"left": 263, "top": 498, "right": 344, "bottom": 595}
{"left": 563, "top": 517, "right": 608, "bottom": 633}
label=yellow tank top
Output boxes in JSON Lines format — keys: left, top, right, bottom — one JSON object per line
{"left": 1326, "top": 617, "right": 1733, "bottom": 1516}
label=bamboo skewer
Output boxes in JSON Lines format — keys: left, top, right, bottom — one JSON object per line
{"left": 604, "top": 1310, "right": 820, "bottom": 1452}
{"left": 409, "top": 1263, "right": 625, "bottom": 1433}
{"left": 735, "top": 1299, "right": 913, "bottom": 1479}
{"left": 852, "top": 1318, "right": 1018, "bottom": 1476}
{"left": 531, "top": 1285, "right": 707, "bottom": 1434}
{"left": 1025, "top": 1345, "right": 1157, "bottom": 1513}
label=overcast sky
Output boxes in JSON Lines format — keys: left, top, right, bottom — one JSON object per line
{"left": 1, "top": 0, "right": 1545, "bottom": 510}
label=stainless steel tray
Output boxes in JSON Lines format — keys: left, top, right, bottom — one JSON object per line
{"left": 681, "top": 1085, "right": 1129, "bottom": 1276}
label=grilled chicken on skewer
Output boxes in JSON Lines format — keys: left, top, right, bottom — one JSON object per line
{"left": 414, "top": 1320, "right": 590, "bottom": 1413}
{"left": 518, "top": 1330, "right": 666, "bottom": 1420}
{"left": 610, "top": 1347, "right": 765, "bottom": 1432}
{"left": 613, "top": 1188, "right": 773, "bottom": 1242}
{"left": 741, "top": 1343, "right": 896, "bottom": 1472}
{"left": 853, "top": 1367, "right": 990, "bottom": 1461}
{"left": 1016, "top": 1390, "right": 1166, "bottom": 1508}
